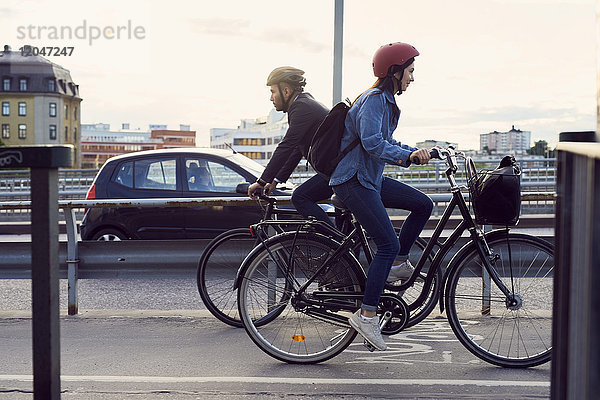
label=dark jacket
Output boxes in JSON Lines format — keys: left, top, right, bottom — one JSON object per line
{"left": 260, "top": 92, "right": 329, "bottom": 183}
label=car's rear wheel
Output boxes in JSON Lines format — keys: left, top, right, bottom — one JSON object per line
{"left": 92, "top": 228, "right": 128, "bottom": 241}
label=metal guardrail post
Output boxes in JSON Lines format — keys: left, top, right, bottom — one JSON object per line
{"left": 63, "top": 206, "right": 79, "bottom": 315}
{"left": 481, "top": 225, "right": 491, "bottom": 315}
{"left": 0, "top": 145, "right": 73, "bottom": 400}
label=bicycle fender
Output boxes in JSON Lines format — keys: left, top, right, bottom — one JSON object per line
{"left": 233, "top": 230, "right": 355, "bottom": 290}
{"left": 439, "top": 228, "right": 510, "bottom": 313}
{"left": 233, "top": 238, "right": 274, "bottom": 290}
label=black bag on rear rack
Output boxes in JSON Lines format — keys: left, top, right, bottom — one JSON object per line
{"left": 468, "top": 155, "right": 521, "bottom": 226}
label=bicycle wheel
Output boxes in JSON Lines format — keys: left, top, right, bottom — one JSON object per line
{"left": 238, "top": 232, "right": 366, "bottom": 364}
{"left": 445, "top": 232, "right": 554, "bottom": 368}
{"left": 197, "top": 228, "right": 256, "bottom": 327}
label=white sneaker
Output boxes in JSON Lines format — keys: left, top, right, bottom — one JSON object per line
{"left": 386, "top": 260, "right": 415, "bottom": 283}
{"left": 348, "top": 310, "right": 387, "bottom": 351}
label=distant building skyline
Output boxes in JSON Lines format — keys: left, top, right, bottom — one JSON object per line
{"left": 81, "top": 122, "right": 195, "bottom": 169}
{"left": 210, "top": 109, "right": 287, "bottom": 166}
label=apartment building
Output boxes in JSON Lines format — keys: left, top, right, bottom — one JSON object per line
{"left": 480, "top": 125, "right": 531, "bottom": 154}
{"left": 0, "top": 44, "right": 81, "bottom": 166}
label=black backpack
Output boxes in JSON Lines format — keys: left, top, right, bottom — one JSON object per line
{"left": 307, "top": 100, "right": 360, "bottom": 177}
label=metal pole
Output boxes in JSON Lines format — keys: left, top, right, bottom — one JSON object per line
{"left": 30, "top": 167, "right": 61, "bottom": 399}
{"left": 332, "top": 0, "right": 344, "bottom": 105}
{"left": 64, "top": 207, "right": 79, "bottom": 315}
{"left": 596, "top": 0, "right": 600, "bottom": 140}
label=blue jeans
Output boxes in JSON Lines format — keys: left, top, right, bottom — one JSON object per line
{"left": 291, "top": 174, "right": 334, "bottom": 226}
{"left": 332, "top": 176, "right": 433, "bottom": 311}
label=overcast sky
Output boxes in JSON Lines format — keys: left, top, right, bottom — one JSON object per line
{"left": 1, "top": 0, "right": 597, "bottom": 150}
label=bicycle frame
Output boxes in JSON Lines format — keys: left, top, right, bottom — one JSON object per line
{"left": 393, "top": 148, "right": 515, "bottom": 313}
{"left": 236, "top": 147, "right": 515, "bottom": 324}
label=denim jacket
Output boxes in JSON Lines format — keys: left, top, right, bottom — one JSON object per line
{"left": 329, "top": 88, "right": 416, "bottom": 191}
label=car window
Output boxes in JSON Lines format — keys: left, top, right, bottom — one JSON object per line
{"left": 114, "top": 161, "right": 134, "bottom": 188}
{"left": 185, "top": 158, "right": 245, "bottom": 192}
{"left": 134, "top": 158, "right": 177, "bottom": 190}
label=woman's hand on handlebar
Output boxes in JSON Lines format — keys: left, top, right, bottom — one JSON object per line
{"left": 409, "top": 148, "right": 432, "bottom": 166}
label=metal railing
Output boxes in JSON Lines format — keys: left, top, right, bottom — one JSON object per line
{"left": 0, "top": 193, "right": 555, "bottom": 316}
{"left": 0, "top": 158, "right": 558, "bottom": 219}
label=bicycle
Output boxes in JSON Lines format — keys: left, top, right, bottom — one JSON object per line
{"left": 197, "top": 187, "right": 434, "bottom": 328}
{"left": 235, "top": 147, "right": 554, "bottom": 368}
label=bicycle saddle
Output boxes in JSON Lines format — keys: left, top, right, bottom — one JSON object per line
{"left": 330, "top": 194, "right": 349, "bottom": 212}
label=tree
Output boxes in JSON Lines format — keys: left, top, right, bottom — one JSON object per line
{"left": 528, "top": 140, "right": 548, "bottom": 156}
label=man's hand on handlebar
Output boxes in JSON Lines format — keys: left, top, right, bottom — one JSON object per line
{"left": 264, "top": 181, "right": 278, "bottom": 196}
{"left": 247, "top": 182, "right": 264, "bottom": 199}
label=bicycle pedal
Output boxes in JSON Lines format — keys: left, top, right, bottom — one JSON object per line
{"left": 363, "top": 340, "right": 376, "bottom": 352}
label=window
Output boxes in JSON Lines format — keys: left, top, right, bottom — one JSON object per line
{"left": 49, "top": 125, "right": 56, "bottom": 140}
{"left": 64, "top": 104, "right": 68, "bottom": 118}
{"left": 205, "top": 161, "right": 246, "bottom": 192}
{"left": 19, "top": 79, "right": 27, "bottom": 91}
{"left": 233, "top": 138, "right": 266, "bottom": 146}
{"left": 73, "top": 127, "right": 77, "bottom": 141}
{"left": 48, "top": 79, "right": 55, "bottom": 92}
{"left": 49, "top": 103, "right": 56, "bottom": 117}
{"left": 18, "top": 124, "right": 26, "bottom": 139}
{"left": 120, "top": 158, "right": 177, "bottom": 190}
{"left": 1, "top": 102, "right": 8, "bottom": 116}
{"left": 114, "top": 162, "right": 134, "bottom": 188}
{"left": 18, "top": 102, "right": 26, "bottom": 116}
{"left": 65, "top": 127, "right": 68, "bottom": 140}
{"left": 1, "top": 124, "right": 9, "bottom": 139}
{"left": 2, "top": 78, "right": 10, "bottom": 91}
{"left": 73, "top": 106, "right": 77, "bottom": 120}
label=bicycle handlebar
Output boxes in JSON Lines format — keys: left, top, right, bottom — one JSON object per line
{"left": 411, "top": 148, "right": 442, "bottom": 165}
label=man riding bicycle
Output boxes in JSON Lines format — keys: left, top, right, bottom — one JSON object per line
{"left": 247, "top": 66, "right": 333, "bottom": 225}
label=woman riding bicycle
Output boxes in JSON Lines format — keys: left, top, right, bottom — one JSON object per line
{"left": 330, "top": 42, "right": 433, "bottom": 351}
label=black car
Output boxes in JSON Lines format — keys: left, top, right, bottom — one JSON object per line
{"left": 80, "top": 148, "right": 293, "bottom": 240}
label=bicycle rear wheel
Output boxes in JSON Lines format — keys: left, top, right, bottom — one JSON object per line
{"left": 197, "top": 228, "right": 256, "bottom": 327}
{"left": 445, "top": 232, "right": 554, "bottom": 368}
{"left": 238, "top": 232, "right": 365, "bottom": 364}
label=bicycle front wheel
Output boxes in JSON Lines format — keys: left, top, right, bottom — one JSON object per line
{"left": 238, "top": 232, "right": 365, "bottom": 364}
{"left": 197, "top": 228, "right": 256, "bottom": 327}
{"left": 445, "top": 232, "right": 554, "bottom": 368}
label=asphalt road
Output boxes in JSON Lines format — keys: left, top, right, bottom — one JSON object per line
{"left": 0, "top": 275, "right": 551, "bottom": 399}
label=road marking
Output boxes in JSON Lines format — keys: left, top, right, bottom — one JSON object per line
{"left": 0, "top": 375, "right": 550, "bottom": 387}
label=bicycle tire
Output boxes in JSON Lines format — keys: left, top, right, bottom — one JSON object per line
{"left": 445, "top": 232, "right": 554, "bottom": 368}
{"left": 238, "top": 231, "right": 365, "bottom": 364}
{"left": 197, "top": 228, "right": 256, "bottom": 327}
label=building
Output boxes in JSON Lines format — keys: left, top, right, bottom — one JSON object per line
{"left": 416, "top": 139, "right": 458, "bottom": 150}
{"left": 0, "top": 44, "right": 82, "bottom": 166}
{"left": 480, "top": 125, "right": 531, "bottom": 154}
{"left": 81, "top": 123, "right": 196, "bottom": 169}
{"left": 210, "top": 109, "right": 287, "bottom": 165}
{"left": 151, "top": 127, "right": 195, "bottom": 149}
